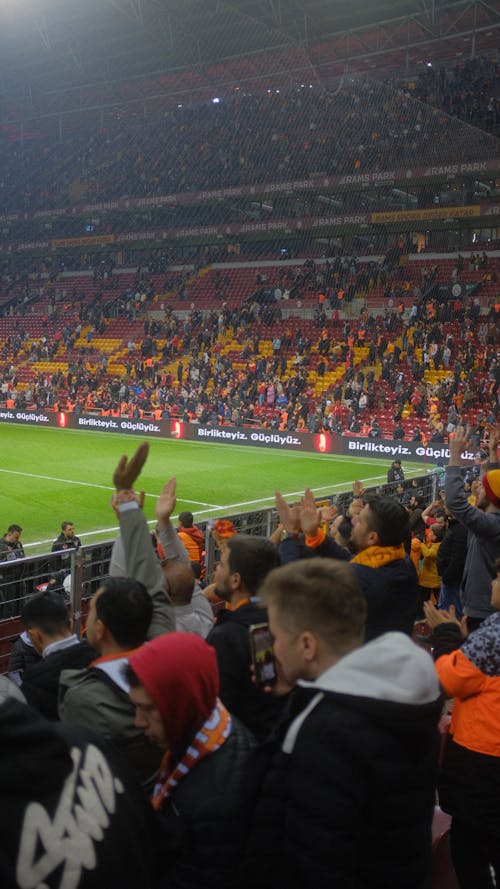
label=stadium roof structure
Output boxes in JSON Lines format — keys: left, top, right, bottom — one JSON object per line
{"left": 0, "top": 0, "right": 499, "bottom": 124}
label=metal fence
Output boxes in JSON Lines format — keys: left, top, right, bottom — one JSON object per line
{"left": 0, "top": 471, "right": 438, "bottom": 673}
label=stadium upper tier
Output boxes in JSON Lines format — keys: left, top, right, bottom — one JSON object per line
{"left": 1, "top": 73, "right": 499, "bottom": 217}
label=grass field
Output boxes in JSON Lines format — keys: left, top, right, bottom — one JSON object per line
{"left": 1, "top": 423, "right": 426, "bottom": 554}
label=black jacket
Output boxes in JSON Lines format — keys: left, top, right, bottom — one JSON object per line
{"left": 280, "top": 537, "right": 419, "bottom": 642}
{"left": 436, "top": 519, "right": 468, "bottom": 585}
{"left": 51, "top": 533, "right": 82, "bottom": 553}
{"left": 0, "top": 699, "right": 161, "bottom": 889}
{"left": 21, "top": 640, "right": 95, "bottom": 720}
{"left": 207, "top": 603, "right": 286, "bottom": 741}
{"left": 244, "top": 633, "right": 442, "bottom": 889}
{"left": 387, "top": 465, "right": 404, "bottom": 483}
{"left": 160, "top": 716, "right": 255, "bottom": 889}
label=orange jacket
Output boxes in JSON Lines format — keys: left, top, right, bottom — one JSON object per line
{"left": 436, "top": 644, "right": 500, "bottom": 758}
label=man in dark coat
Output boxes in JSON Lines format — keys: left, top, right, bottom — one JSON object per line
{"left": 244, "top": 558, "right": 441, "bottom": 889}
{"left": 127, "top": 632, "right": 254, "bottom": 889}
{"left": 206, "top": 534, "right": 285, "bottom": 741}
{"left": 20, "top": 591, "right": 95, "bottom": 720}
{"left": 51, "top": 521, "right": 82, "bottom": 553}
{"left": 436, "top": 514, "right": 468, "bottom": 617}
{"left": 278, "top": 491, "right": 419, "bottom": 641}
{"left": 387, "top": 458, "right": 405, "bottom": 483}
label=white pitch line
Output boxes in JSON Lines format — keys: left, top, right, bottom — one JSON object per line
{"left": 0, "top": 468, "right": 220, "bottom": 510}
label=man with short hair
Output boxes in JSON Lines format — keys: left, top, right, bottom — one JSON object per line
{"left": 177, "top": 510, "right": 204, "bottom": 565}
{"left": 0, "top": 524, "right": 25, "bottom": 561}
{"left": 206, "top": 534, "right": 283, "bottom": 740}
{"left": 51, "top": 521, "right": 81, "bottom": 552}
{"left": 20, "top": 591, "right": 95, "bottom": 720}
{"left": 278, "top": 489, "right": 419, "bottom": 640}
{"left": 245, "top": 558, "right": 442, "bottom": 889}
{"left": 58, "top": 575, "right": 162, "bottom": 790}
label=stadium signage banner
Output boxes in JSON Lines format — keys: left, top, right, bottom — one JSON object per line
{"left": 0, "top": 411, "right": 476, "bottom": 463}
{"left": 1, "top": 158, "right": 499, "bottom": 227}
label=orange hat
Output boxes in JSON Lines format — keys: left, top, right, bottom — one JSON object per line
{"left": 482, "top": 470, "right": 500, "bottom": 508}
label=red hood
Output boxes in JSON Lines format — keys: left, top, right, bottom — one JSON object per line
{"left": 129, "top": 633, "right": 218, "bottom": 753}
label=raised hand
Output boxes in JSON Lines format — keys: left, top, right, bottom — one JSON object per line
{"left": 113, "top": 442, "right": 149, "bottom": 490}
{"left": 156, "top": 477, "right": 177, "bottom": 526}
{"left": 275, "top": 491, "right": 301, "bottom": 536}
{"left": 300, "top": 488, "right": 321, "bottom": 537}
{"left": 449, "top": 427, "right": 472, "bottom": 466}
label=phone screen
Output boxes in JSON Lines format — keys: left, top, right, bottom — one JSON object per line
{"left": 249, "top": 623, "right": 277, "bottom": 686}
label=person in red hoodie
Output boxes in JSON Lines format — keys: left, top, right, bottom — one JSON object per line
{"left": 126, "top": 633, "right": 254, "bottom": 889}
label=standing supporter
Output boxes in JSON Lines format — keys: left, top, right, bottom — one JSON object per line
{"left": 424, "top": 561, "right": 500, "bottom": 889}
{"left": 177, "top": 511, "right": 204, "bottom": 565}
{"left": 245, "top": 558, "right": 441, "bottom": 889}
{"left": 59, "top": 444, "right": 177, "bottom": 790}
{"left": 445, "top": 427, "right": 500, "bottom": 632}
{"left": 127, "top": 632, "right": 254, "bottom": 889}
{"left": 58, "top": 577, "right": 162, "bottom": 792}
{"left": 51, "top": 521, "right": 81, "bottom": 552}
{"left": 20, "top": 591, "right": 95, "bottom": 720}
{"left": 416, "top": 524, "right": 444, "bottom": 614}
{"left": 387, "top": 458, "right": 404, "bottom": 483}
{"left": 163, "top": 559, "right": 214, "bottom": 638}
{"left": 436, "top": 511, "right": 468, "bottom": 618}
{"left": 0, "top": 684, "right": 161, "bottom": 889}
{"left": 206, "top": 534, "right": 285, "bottom": 741}
{"left": 0, "top": 524, "right": 25, "bottom": 560}
{"left": 278, "top": 490, "right": 419, "bottom": 641}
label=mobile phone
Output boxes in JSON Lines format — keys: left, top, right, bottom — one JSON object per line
{"left": 249, "top": 623, "right": 277, "bottom": 687}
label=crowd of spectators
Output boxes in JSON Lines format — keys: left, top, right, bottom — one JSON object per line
{"left": 0, "top": 249, "right": 498, "bottom": 442}
{"left": 0, "top": 69, "right": 498, "bottom": 216}
{"left": 1, "top": 426, "right": 499, "bottom": 887}
{"left": 409, "top": 55, "right": 500, "bottom": 137}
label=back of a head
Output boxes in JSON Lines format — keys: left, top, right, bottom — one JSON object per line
{"left": 364, "top": 494, "right": 410, "bottom": 546}
{"left": 163, "top": 560, "right": 195, "bottom": 606}
{"left": 178, "top": 511, "right": 194, "bottom": 528}
{"left": 96, "top": 577, "right": 153, "bottom": 648}
{"left": 227, "top": 534, "right": 279, "bottom": 596}
{"left": 128, "top": 633, "right": 219, "bottom": 753}
{"left": 22, "top": 591, "right": 69, "bottom": 637}
{"left": 261, "top": 558, "right": 366, "bottom": 655}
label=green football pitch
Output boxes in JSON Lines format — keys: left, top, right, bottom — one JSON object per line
{"left": 1, "top": 424, "right": 426, "bottom": 554}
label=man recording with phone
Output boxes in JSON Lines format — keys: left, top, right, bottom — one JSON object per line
{"left": 206, "top": 534, "right": 285, "bottom": 741}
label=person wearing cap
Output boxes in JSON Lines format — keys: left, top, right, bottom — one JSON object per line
{"left": 444, "top": 426, "right": 500, "bottom": 633}
{"left": 126, "top": 633, "right": 254, "bottom": 889}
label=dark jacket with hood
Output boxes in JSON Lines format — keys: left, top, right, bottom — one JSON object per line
{"left": 280, "top": 536, "right": 419, "bottom": 641}
{"left": 244, "top": 632, "right": 442, "bottom": 889}
{"left": 0, "top": 693, "right": 160, "bottom": 889}
{"left": 207, "top": 602, "right": 287, "bottom": 741}
{"left": 129, "top": 632, "right": 256, "bottom": 889}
